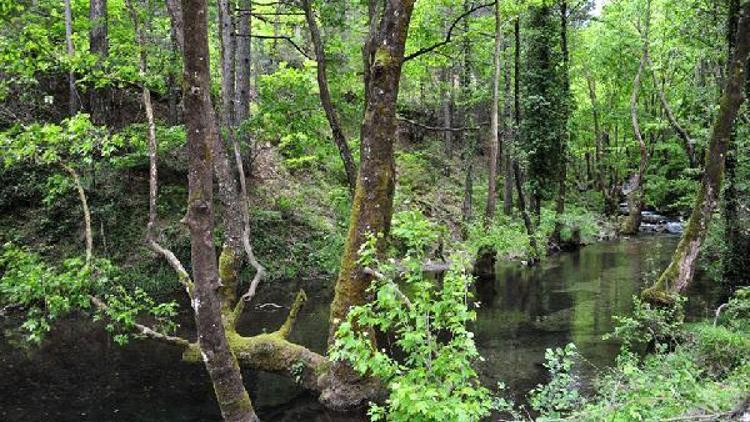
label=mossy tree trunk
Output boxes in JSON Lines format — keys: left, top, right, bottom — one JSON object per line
{"left": 181, "top": 0, "right": 257, "bottom": 419}
{"left": 642, "top": 2, "right": 750, "bottom": 305}
{"left": 325, "top": 0, "right": 416, "bottom": 410}
{"left": 549, "top": 0, "right": 571, "bottom": 250}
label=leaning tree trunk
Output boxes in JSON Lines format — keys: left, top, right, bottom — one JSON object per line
{"left": 324, "top": 0, "right": 416, "bottom": 410}
{"left": 642, "top": 2, "right": 750, "bottom": 305}
{"left": 621, "top": 1, "right": 651, "bottom": 235}
{"left": 301, "top": 0, "right": 357, "bottom": 193}
{"left": 181, "top": 0, "right": 257, "bottom": 419}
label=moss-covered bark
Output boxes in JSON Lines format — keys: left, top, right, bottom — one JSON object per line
{"left": 325, "top": 0, "right": 416, "bottom": 410}
{"left": 642, "top": 3, "right": 750, "bottom": 305}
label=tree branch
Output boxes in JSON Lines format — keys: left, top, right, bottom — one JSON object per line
{"left": 240, "top": 34, "right": 313, "bottom": 60}
{"left": 397, "top": 115, "right": 484, "bottom": 132}
{"left": 89, "top": 295, "right": 191, "bottom": 348}
{"left": 275, "top": 289, "right": 307, "bottom": 338}
{"left": 403, "top": 1, "right": 496, "bottom": 62}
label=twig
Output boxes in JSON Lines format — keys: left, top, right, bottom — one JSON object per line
{"left": 89, "top": 295, "right": 191, "bottom": 347}
{"left": 275, "top": 290, "right": 307, "bottom": 338}
{"left": 397, "top": 115, "right": 485, "bottom": 132}
{"left": 363, "top": 267, "right": 413, "bottom": 310}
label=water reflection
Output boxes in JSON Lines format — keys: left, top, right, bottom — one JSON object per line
{"left": 1, "top": 235, "right": 717, "bottom": 421}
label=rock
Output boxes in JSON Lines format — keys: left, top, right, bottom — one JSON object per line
{"left": 666, "top": 221, "right": 683, "bottom": 234}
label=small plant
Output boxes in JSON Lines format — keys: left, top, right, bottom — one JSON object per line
{"left": 605, "top": 296, "right": 686, "bottom": 351}
{"left": 331, "top": 230, "right": 498, "bottom": 421}
{"left": 528, "top": 343, "right": 585, "bottom": 418}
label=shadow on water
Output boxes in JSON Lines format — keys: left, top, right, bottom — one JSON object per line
{"left": 0, "top": 235, "right": 720, "bottom": 421}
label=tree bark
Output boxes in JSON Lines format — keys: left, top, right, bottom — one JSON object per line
{"left": 325, "top": 0, "right": 416, "bottom": 410}
{"left": 165, "top": 0, "right": 184, "bottom": 53}
{"left": 235, "top": 0, "right": 252, "bottom": 125}
{"left": 502, "top": 54, "right": 513, "bottom": 216}
{"left": 181, "top": 0, "right": 257, "bottom": 419}
{"left": 642, "top": 1, "right": 750, "bottom": 305}
{"left": 300, "top": 0, "right": 357, "bottom": 193}
{"left": 485, "top": 0, "right": 502, "bottom": 223}
{"left": 89, "top": 0, "right": 108, "bottom": 125}
{"left": 621, "top": 0, "right": 651, "bottom": 235}
{"left": 64, "top": 0, "right": 77, "bottom": 116}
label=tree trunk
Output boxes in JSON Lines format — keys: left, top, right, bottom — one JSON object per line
{"left": 324, "top": 0, "right": 416, "bottom": 410}
{"left": 89, "top": 0, "right": 108, "bottom": 125}
{"left": 621, "top": 1, "right": 651, "bottom": 235}
{"left": 502, "top": 57, "right": 513, "bottom": 216}
{"left": 235, "top": 0, "right": 252, "bottom": 125}
{"left": 485, "top": 0, "right": 502, "bottom": 223}
{"left": 642, "top": 2, "right": 750, "bottom": 305}
{"left": 64, "top": 0, "right": 77, "bottom": 116}
{"left": 441, "top": 67, "right": 453, "bottom": 164}
{"left": 549, "top": 0, "right": 570, "bottom": 250}
{"left": 181, "top": 0, "right": 257, "bottom": 419}
{"left": 301, "top": 0, "right": 357, "bottom": 193}
{"left": 722, "top": 0, "right": 749, "bottom": 293}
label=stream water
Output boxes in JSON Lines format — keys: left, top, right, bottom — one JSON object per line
{"left": 0, "top": 235, "right": 720, "bottom": 421}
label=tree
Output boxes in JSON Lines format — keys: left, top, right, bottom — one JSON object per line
{"left": 620, "top": 0, "right": 651, "bottom": 235}
{"left": 521, "top": 3, "right": 566, "bottom": 221}
{"left": 89, "top": 0, "right": 108, "bottom": 125}
{"left": 642, "top": 1, "right": 750, "bottom": 305}
{"left": 300, "top": 0, "right": 358, "bottom": 193}
{"left": 325, "top": 0, "right": 417, "bottom": 409}
{"left": 181, "top": 0, "right": 257, "bottom": 419}
{"left": 485, "top": 0, "right": 503, "bottom": 222}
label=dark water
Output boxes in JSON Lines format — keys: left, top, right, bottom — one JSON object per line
{"left": 0, "top": 235, "right": 719, "bottom": 421}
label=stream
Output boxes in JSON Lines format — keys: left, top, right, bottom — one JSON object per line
{"left": 0, "top": 235, "right": 720, "bottom": 421}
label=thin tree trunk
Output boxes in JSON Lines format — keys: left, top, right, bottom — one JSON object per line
{"left": 181, "top": 0, "right": 257, "bottom": 419}
{"left": 646, "top": 56, "right": 698, "bottom": 167}
{"left": 441, "top": 67, "right": 453, "bottom": 163}
{"left": 165, "top": 0, "right": 184, "bottom": 53}
{"left": 61, "top": 164, "right": 92, "bottom": 265}
{"left": 642, "top": 2, "right": 750, "bottom": 305}
{"left": 301, "top": 0, "right": 357, "bottom": 193}
{"left": 235, "top": 0, "right": 252, "bottom": 125}
{"left": 502, "top": 56, "right": 513, "bottom": 216}
{"left": 325, "top": 0, "right": 416, "bottom": 410}
{"left": 621, "top": 0, "right": 651, "bottom": 235}
{"left": 514, "top": 162, "right": 539, "bottom": 264}
{"left": 64, "top": 0, "right": 77, "bottom": 115}
{"left": 485, "top": 0, "right": 502, "bottom": 222}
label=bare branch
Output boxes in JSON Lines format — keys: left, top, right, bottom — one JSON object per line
{"left": 404, "top": 1, "right": 496, "bottom": 62}
{"left": 126, "top": 0, "right": 194, "bottom": 297}
{"left": 240, "top": 34, "right": 313, "bottom": 60}
{"left": 397, "top": 115, "right": 485, "bottom": 132}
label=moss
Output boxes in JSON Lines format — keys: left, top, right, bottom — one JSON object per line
{"left": 373, "top": 47, "right": 392, "bottom": 68}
